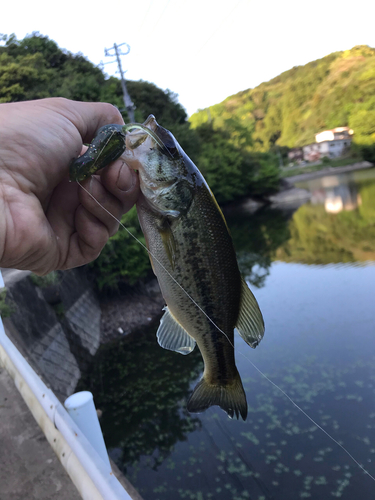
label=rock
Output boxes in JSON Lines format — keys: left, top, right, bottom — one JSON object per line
{"left": 100, "top": 278, "right": 164, "bottom": 343}
{"left": 268, "top": 187, "right": 311, "bottom": 207}
{"left": 239, "top": 198, "right": 264, "bottom": 213}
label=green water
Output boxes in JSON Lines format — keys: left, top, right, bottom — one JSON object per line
{"left": 80, "top": 167, "right": 375, "bottom": 500}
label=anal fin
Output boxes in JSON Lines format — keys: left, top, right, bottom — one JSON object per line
{"left": 157, "top": 307, "right": 196, "bottom": 355}
{"left": 236, "top": 277, "right": 265, "bottom": 348}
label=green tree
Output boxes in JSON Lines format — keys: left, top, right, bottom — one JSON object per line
{"left": 0, "top": 50, "right": 52, "bottom": 102}
{"left": 126, "top": 81, "right": 187, "bottom": 127}
{"left": 193, "top": 123, "right": 280, "bottom": 204}
{"left": 88, "top": 207, "right": 151, "bottom": 291}
{"left": 0, "top": 33, "right": 105, "bottom": 102}
{"left": 195, "top": 124, "right": 245, "bottom": 203}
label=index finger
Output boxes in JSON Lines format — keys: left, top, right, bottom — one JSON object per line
{"left": 46, "top": 98, "right": 125, "bottom": 144}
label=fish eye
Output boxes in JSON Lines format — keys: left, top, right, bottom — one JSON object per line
{"left": 158, "top": 143, "right": 177, "bottom": 159}
{"left": 166, "top": 145, "right": 178, "bottom": 157}
{"left": 156, "top": 138, "right": 178, "bottom": 158}
{"left": 155, "top": 127, "right": 179, "bottom": 157}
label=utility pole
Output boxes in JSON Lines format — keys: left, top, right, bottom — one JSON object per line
{"left": 104, "top": 42, "right": 135, "bottom": 122}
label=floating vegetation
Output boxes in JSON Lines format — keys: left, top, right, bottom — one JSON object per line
{"left": 315, "top": 476, "right": 328, "bottom": 485}
{"left": 241, "top": 432, "right": 260, "bottom": 445}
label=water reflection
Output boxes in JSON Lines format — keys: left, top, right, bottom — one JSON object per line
{"left": 225, "top": 168, "right": 375, "bottom": 285}
{"left": 276, "top": 173, "right": 375, "bottom": 265}
{"left": 99, "top": 263, "right": 375, "bottom": 500}
{"left": 77, "top": 321, "right": 203, "bottom": 472}
{"left": 297, "top": 169, "right": 375, "bottom": 215}
{"left": 225, "top": 208, "right": 291, "bottom": 287}
{"left": 310, "top": 182, "right": 361, "bottom": 214}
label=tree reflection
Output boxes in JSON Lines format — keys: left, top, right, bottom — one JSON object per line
{"left": 226, "top": 207, "right": 291, "bottom": 287}
{"left": 78, "top": 321, "right": 203, "bottom": 472}
{"left": 276, "top": 181, "right": 375, "bottom": 264}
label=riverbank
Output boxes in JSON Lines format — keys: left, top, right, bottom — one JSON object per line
{"left": 283, "top": 160, "right": 373, "bottom": 183}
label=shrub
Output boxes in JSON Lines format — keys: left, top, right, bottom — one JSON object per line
{"left": 88, "top": 207, "right": 151, "bottom": 292}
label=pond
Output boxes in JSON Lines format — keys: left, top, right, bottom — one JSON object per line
{"left": 79, "top": 167, "right": 375, "bottom": 500}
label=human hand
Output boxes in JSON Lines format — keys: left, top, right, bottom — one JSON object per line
{"left": 0, "top": 98, "right": 139, "bottom": 274}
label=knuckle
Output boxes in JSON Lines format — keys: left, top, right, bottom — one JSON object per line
{"left": 102, "top": 102, "right": 123, "bottom": 124}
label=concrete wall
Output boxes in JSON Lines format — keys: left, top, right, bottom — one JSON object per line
{"left": 3, "top": 268, "right": 101, "bottom": 401}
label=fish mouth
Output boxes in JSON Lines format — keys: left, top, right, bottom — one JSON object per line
{"left": 124, "top": 115, "right": 179, "bottom": 159}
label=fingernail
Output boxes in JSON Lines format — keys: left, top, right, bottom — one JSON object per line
{"left": 117, "top": 162, "right": 136, "bottom": 192}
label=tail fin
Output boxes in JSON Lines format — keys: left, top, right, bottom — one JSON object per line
{"left": 187, "top": 371, "right": 248, "bottom": 421}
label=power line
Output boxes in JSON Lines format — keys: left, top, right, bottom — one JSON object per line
{"left": 195, "top": 0, "right": 244, "bottom": 56}
{"left": 150, "top": 0, "right": 172, "bottom": 34}
{"left": 138, "top": 0, "right": 155, "bottom": 33}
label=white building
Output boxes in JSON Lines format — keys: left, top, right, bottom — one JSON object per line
{"left": 303, "top": 127, "right": 353, "bottom": 161}
{"left": 315, "top": 127, "right": 353, "bottom": 143}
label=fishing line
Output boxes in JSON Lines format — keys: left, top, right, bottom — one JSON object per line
{"left": 239, "top": 353, "right": 375, "bottom": 481}
{"left": 123, "top": 123, "right": 175, "bottom": 158}
{"left": 137, "top": 0, "right": 155, "bottom": 34}
{"left": 77, "top": 178, "right": 375, "bottom": 482}
{"left": 195, "top": 0, "right": 244, "bottom": 56}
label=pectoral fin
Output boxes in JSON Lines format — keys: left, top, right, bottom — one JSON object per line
{"left": 235, "top": 277, "right": 265, "bottom": 348}
{"left": 157, "top": 307, "right": 196, "bottom": 355}
{"left": 158, "top": 220, "right": 177, "bottom": 269}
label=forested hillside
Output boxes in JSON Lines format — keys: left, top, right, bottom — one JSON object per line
{"left": 190, "top": 45, "right": 375, "bottom": 155}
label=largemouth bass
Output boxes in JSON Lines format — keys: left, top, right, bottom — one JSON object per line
{"left": 122, "top": 116, "right": 264, "bottom": 421}
{"left": 70, "top": 115, "right": 265, "bottom": 421}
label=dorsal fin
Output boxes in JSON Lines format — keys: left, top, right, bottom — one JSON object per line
{"left": 236, "top": 277, "right": 265, "bottom": 348}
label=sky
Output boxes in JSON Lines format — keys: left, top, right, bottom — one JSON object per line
{"left": 2, "top": 0, "right": 375, "bottom": 116}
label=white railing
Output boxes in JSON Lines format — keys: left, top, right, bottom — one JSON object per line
{"left": 0, "top": 271, "right": 134, "bottom": 500}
